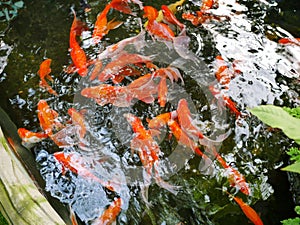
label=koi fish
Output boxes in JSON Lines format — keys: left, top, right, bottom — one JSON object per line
{"left": 92, "top": 3, "right": 123, "bottom": 43}
{"left": 214, "top": 148, "right": 250, "bottom": 195}
{"left": 152, "top": 66, "right": 184, "bottom": 107}
{"left": 81, "top": 84, "right": 131, "bottom": 107}
{"left": 68, "top": 108, "right": 86, "bottom": 139}
{"left": 110, "top": 0, "right": 137, "bottom": 15}
{"left": 37, "top": 100, "right": 63, "bottom": 136}
{"left": 143, "top": 6, "right": 175, "bottom": 41}
{"left": 38, "top": 59, "right": 58, "bottom": 96}
{"left": 69, "top": 205, "right": 79, "bottom": 225}
{"left": 227, "top": 192, "right": 263, "bottom": 225}
{"left": 161, "top": 5, "right": 185, "bottom": 30}
{"left": 209, "top": 85, "right": 241, "bottom": 117}
{"left": 278, "top": 37, "right": 300, "bottom": 46}
{"left": 96, "top": 52, "right": 153, "bottom": 82}
{"left": 147, "top": 111, "right": 178, "bottom": 130}
{"left": 124, "top": 113, "right": 179, "bottom": 198}
{"left": 214, "top": 55, "right": 234, "bottom": 87}
{"left": 97, "top": 29, "right": 146, "bottom": 60}
{"left": 168, "top": 119, "right": 249, "bottom": 195}
{"left": 17, "top": 128, "right": 48, "bottom": 145}
{"left": 69, "top": 9, "right": 88, "bottom": 77}
{"left": 53, "top": 151, "right": 119, "bottom": 192}
{"left": 91, "top": 198, "right": 122, "bottom": 225}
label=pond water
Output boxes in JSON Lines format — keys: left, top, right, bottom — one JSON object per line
{"left": 0, "top": 0, "right": 300, "bottom": 224}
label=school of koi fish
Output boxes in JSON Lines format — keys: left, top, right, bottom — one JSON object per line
{"left": 16, "top": 0, "right": 300, "bottom": 224}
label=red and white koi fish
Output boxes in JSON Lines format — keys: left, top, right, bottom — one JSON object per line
{"left": 227, "top": 192, "right": 263, "bottom": 225}
{"left": 278, "top": 37, "right": 300, "bottom": 46}
{"left": 38, "top": 59, "right": 58, "bottom": 96}
{"left": 17, "top": 128, "right": 48, "bottom": 145}
{"left": 54, "top": 151, "right": 119, "bottom": 192}
{"left": 37, "top": 100, "right": 63, "bottom": 136}
{"left": 69, "top": 9, "right": 88, "bottom": 77}
{"left": 91, "top": 198, "right": 122, "bottom": 225}
{"left": 92, "top": 3, "right": 123, "bottom": 43}
{"left": 124, "top": 113, "right": 179, "bottom": 200}
{"left": 68, "top": 108, "right": 86, "bottom": 140}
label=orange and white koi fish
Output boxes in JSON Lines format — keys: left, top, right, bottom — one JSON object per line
{"left": 143, "top": 6, "right": 175, "bottom": 41}
{"left": 147, "top": 111, "right": 178, "bottom": 130}
{"left": 92, "top": 3, "right": 123, "bottom": 43}
{"left": 124, "top": 113, "right": 179, "bottom": 198}
{"left": 68, "top": 108, "right": 86, "bottom": 139}
{"left": 38, "top": 59, "right": 58, "bottom": 96}
{"left": 69, "top": 9, "right": 88, "bottom": 77}
{"left": 17, "top": 128, "right": 48, "bottom": 145}
{"left": 91, "top": 198, "right": 122, "bottom": 225}
{"left": 96, "top": 52, "right": 153, "bottom": 82}
{"left": 227, "top": 192, "right": 263, "bottom": 225}
{"left": 37, "top": 100, "right": 63, "bottom": 136}
{"left": 278, "top": 37, "right": 300, "bottom": 46}
{"left": 54, "top": 151, "right": 119, "bottom": 192}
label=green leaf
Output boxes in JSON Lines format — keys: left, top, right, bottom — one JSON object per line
{"left": 282, "top": 162, "right": 300, "bottom": 174}
{"left": 281, "top": 217, "right": 300, "bottom": 225}
{"left": 295, "top": 206, "right": 300, "bottom": 215}
{"left": 249, "top": 105, "right": 300, "bottom": 145}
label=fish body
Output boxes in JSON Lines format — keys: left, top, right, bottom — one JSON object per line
{"left": 278, "top": 37, "right": 300, "bottom": 46}
{"left": 228, "top": 192, "right": 263, "bottom": 225}
{"left": 38, "top": 59, "right": 58, "bottom": 95}
{"left": 17, "top": 128, "right": 48, "bottom": 144}
{"left": 92, "top": 3, "right": 123, "bottom": 43}
{"left": 147, "top": 111, "right": 177, "bottom": 130}
{"left": 68, "top": 108, "right": 86, "bottom": 139}
{"left": 92, "top": 198, "right": 122, "bottom": 225}
{"left": 124, "top": 113, "right": 178, "bottom": 195}
{"left": 161, "top": 5, "right": 185, "bottom": 30}
{"left": 69, "top": 10, "right": 88, "bottom": 77}
{"left": 97, "top": 52, "right": 153, "bottom": 82}
{"left": 53, "top": 151, "right": 117, "bottom": 192}
{"left": 37, "top": 100, "right": 62, "bottom": 135}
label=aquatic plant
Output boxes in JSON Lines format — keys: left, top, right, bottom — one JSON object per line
{"left": 281, "top": 206, "right": 300, "bottom": 225}
{"left": 0, "top": 1, "right": 24, "bottom": 22}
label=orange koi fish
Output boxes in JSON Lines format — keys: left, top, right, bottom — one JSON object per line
{"left": 143, "top": 6, "right": 175, "bottom": 41}
{"left": 124, "top": 113, "right": 179, "bottom": 196}
{"left": 176, "top": 98, "right": 205, "bottom": 139}
{"left": 81, "top": 84, "right": 130, "bottom": 107}
{"left": 54, "top": 151, "right": 118, "bottom": 192}
{"left": 278, "top": 37, "right": 300, "bottom": 46}
{"left": 214, "top": 55, "right": 234, "bottom": 87}
{"left": 38, "top": 59, "right": 58, "bottom": 96}
{"left": 168, "top": 119, "right": 249, "bottom": 195}
{"left": 69, "top": 205, "right": 79, "bottom": 225}
{"left": 17, "top": 128, "right": 48, "bottom": 145}
{"left": 209, "top": 85, "right": 241, "bottom": 117}
{"left": 92, "top": 3, "right": 123, "bottom": 43}
{"left": 91, "top": 198, "right": 122, "bottom": 225}
{"left": 152, "top": 66, "right": 184, "bottom": 107}
{"left": 96, "top": 52, "right": 153, "bottom": 82}
{"left": 147, "top": 111, "right": 178, "bottom": 130}
{"left": 182, "top": 0, "right": 223, "bottom": 26}
{"left": 214, "top": 148, "right": 250, "bottom": 195}
{"left": 69, "top": 9, "right": 88, "bottom": 77}
{"left": 161, "top": 5, "right": 185, "bottom": 30}
{"left": 68, "top": 108, "right": 86, "bottom": 139}
{"left": 110, "top": 0, "right": 135, "bottom": 15}
{"left": 227, "top": 192, "right": 263, "bottom": 225}
{"left": 37, "top": 100, "right": 63, "bottom": 136}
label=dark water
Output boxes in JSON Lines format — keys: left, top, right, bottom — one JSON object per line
{"left": 0, "top": 0, "right": 300, "bottom": 224}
